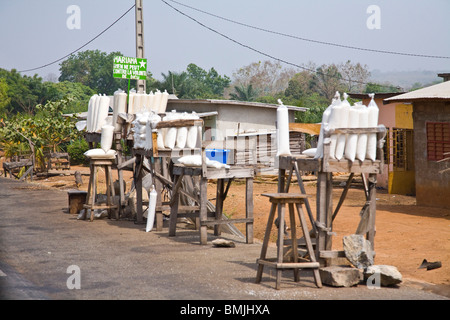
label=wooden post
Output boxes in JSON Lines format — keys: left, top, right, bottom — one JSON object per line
{"left": 316, "top": 172, "right": 327, "bottom": 262}
{"left": 154, "top": 158, "right": 164, "bottom": 231}
{"left": 134, "top": 154, "right": 144, "bottom": 224}
{"left": 325, "top": 172, "right": 333, "bottom": 251}
{"left": 275, "top": 201, "right": 286, "bottom": 290}
{"left": 215, "top": 179, "right": 224, "bottom": 236}
{"left": 246, "top": 177, "right": 254, "bottom": 244}
{"left": 367, "top": 173, "right": 377, "bottom": 250}
{"left": 169, "top": 173, "right": 180, "bottom": 237}
{"left": 199, "top": 177, "right": 208, "bottom": 245}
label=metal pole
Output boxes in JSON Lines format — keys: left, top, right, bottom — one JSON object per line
{"left": 135, "top": 0, "right": 146, "bottom": 93}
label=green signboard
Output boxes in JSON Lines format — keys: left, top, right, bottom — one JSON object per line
{"left": 113, "top": 56, "right": 147, "bottom": 80}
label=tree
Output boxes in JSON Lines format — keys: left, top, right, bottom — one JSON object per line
{"left": 311, "top": 64, "right": 345, "bottom": 101}
{"left": 157, "top": 63, "right": 231, "bottom": 99}
{"left": 229, "top": 84, "right": 259, "bottom": 101}
{"left": 338, "top": 60, "right": 371, "bottom": 93}
{"left": 0, "top": 78, "right": 10, "bottom": 116}
{"left": 364, "top": 82, "right": 402, "bottom": 93}
{"left": 44, "top": 81, "right": 96, "bottom": 114}
{"left": 0, "top": 68, "right": 49, "bottom": 115}
{"left": 59, "top": 50, "right": 129, "bottom": 95}
{"left": 230, "top": 60, "right": 297, "bottom": 98}
{"left": 0, "top": 97, "right": 82, "bottom": 170}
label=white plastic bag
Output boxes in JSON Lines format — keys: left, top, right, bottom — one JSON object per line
{"left": 146, "top": 186, "right": 157, "bottom": 232}
{"left": 327, "top": 95, "right": 344, "bottom": 159}
{"left": 315, "top": 92, "right": 340, "bottom": 159}
{"left": 84, "top": 148, "right": 117, "bottom": 159}
{"left": 302, "top": 148, "right": 317, "bottom": 158}
{"left": 344, "top": 102, "right": 360, "bottom": 162}
{"left": 366, "top": 93, "right": 379, "bottom": 161}
{"left": 276, "top": 100, "right": 291, "bottom": 156}
{"left": 186, "top": 112, "right": 200, "bottom": 149}
{"left": 101, "top": 125, "right": 115, "bottom": 153}
{"left": 335, "top": 93, "right": 350, "bottom": 160}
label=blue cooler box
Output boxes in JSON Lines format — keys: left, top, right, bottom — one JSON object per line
{"left": 206, "top": 149, "right": 230, "bottom": 164}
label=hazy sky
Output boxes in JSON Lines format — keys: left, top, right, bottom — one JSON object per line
{"left": 1, "top": 0, "right": 449, "bottom": 83}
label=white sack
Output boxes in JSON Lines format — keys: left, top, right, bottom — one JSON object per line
{"left": 335, "top": 93, "right": 350, "bottom": 160}
{"left": 344, "top": 103, "right": 360, "bottom": 162}
{"left": 315, "top": 92, "right": 340, "bottom": 159}
{"left": 302, "top": 148, "right": 317, "bottom": 158}
{"left": 366, "top": 94, "right": 379, "bottom": 161}
{"left": 153, "top": 90, "right": 162, "bottom": 114}
{"left": 84, "top": 148, "right": 117, "bottom": 159}
{"left": 113, "top": 90, "right": 127, "bottom": 131}
{"left": 159, "top": 90, "right": 169, "bottom": 114}
{"left": 101, "top": 125, "right": 115, "bottom": 153}
{"left": 276, "top": 100, "right": 291, "bottom": 156}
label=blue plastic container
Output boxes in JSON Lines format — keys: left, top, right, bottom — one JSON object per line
{"left": 205, "top": 149, "right": 230, "bottom": 164}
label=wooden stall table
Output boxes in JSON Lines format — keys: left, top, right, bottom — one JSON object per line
{"left": 130, "top": 118, "right": 204, "bottom": 229}
{"left": 169, "top": 160, "right": 254, "bottom": 245}
{"left": 277, "top": 126, "right": 386, "bottom": 265}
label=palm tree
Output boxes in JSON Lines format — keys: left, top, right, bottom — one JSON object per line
{"left": 229, "top": 84, "right": 259, "bottom": 101}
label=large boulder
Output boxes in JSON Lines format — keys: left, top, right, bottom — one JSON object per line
{"left": 319, "top": 266, "right": 362, "bottom": 287}
{"left": 343, "top": 234, "right": 374, "bottom": 269}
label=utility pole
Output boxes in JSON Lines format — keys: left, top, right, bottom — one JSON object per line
{"left": 135, "top": 0, "right": 146, "bottom": 93}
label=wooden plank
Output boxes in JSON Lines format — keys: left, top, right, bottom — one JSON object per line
{"left": 261, "top": 193, "right": 310, "bottom": 201}
{"left": 199, "top": 177, "right": 208, "bottom": 244}
{"left": 155, "top": 119, "right": 203, "bottom": 129}
{"left": 200, "top": 218, "right": 253, "bottom": 226}
{"left": 319, "top": 250, "right": 346, "bottom": 258}
{"left": 256, "top": 259, "right": 320, "bottom": 269}
{"left": 246, "top": 177, "right": 254, "bottom": 244}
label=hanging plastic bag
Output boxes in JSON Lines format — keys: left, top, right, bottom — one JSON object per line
{"left": 366, "top": 93, "right": 379, "bottom": 161}
{"left": 335, "top": 93, "right": 350, "bottom": 160}
{"left": 146, "top": 186, "right": 157, "bottom": 232}
{"left": 344, "top": 102, "right": 360, "bottom": 162}
{"left": 315, "top": 92, "right": 341, "bottom": 159}
{"left": 276, "top": 100, "right": 291, "bottom": 157}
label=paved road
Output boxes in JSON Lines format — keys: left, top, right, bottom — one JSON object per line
{"left": 0, "top": 177, "right": 447, "bottom": 309}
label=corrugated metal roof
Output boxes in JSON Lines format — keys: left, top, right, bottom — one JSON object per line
{"left": 383, "top": 80, "right": 450, "bottom": 104}
{"left": 168, "top": 99, "right": 307, "bottom": 112}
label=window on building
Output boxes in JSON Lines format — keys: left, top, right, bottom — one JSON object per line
{"left": 427, "top": 122, "right": 450, "bottom": 161}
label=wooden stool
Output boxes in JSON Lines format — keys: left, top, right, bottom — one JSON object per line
{"left": 84, "top": 158, "right": 118, "bottom": 221}
{"left": 256, "top": 193, "right": 322, "bottom": 290}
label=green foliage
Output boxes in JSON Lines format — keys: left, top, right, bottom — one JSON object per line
{"left": 0, "top": 97, "right": 82, "bottom": 159}
{"left": 229, "top": 84, "right": 259, "bottom": 101}
{"left": 157, "top": 63, "right": 231, "bottom": 99}
{"left": 67, "top": 138, "right": 89, "bottom": 165}
{"left": 0, "top": 78, "right": 10, "bottom": 116}
{"left": 44, "top": 81, "right": 95, "bottom": 114}
{"left": 0, "top": 68, "right": 48, "bottom": 114}
{"left": 364, "top": 82, "right": 402, "bottom": 93}
{"left": 59, "top": 49, "right": 131, "bottom": 95}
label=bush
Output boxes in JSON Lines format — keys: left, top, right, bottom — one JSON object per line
{"left": 67, "top": 138, "right": 89, "bottom": 165}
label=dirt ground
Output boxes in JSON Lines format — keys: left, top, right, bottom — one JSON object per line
{"left": 5, "top": 163, "right": 449, "bottom": 292}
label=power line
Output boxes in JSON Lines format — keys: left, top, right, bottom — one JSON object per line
{"left": 18, "top": 4, "right": 136, "bottom": 73}
{"left": 167, "top": 0, "right": 450, "bottom": 60}
{"left": 161, "top": 0, "right": 384, "bottom": 87}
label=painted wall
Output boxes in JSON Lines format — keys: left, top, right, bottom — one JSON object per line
{"left": 413, "top": 101, "right": 450, "bottom": 208}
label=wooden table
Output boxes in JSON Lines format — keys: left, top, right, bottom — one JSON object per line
{"left": 278, "top": 126, "right": 386, "bottom": 265}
